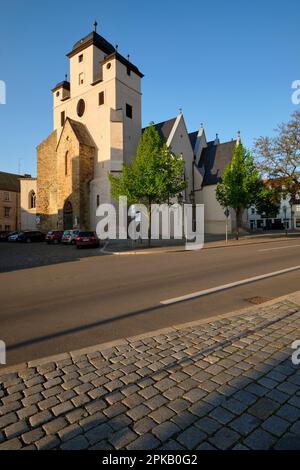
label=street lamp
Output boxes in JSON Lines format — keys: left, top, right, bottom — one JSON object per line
{"left": 283, "top": 205, "right": 288, "bottom": 236}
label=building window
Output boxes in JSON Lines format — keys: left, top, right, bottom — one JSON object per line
{"left": 65, "top": 152, "right": 68, "bottom": 176}
{"left": 56, "top": 91, "right": 60, "bottom": 97}
{"left": 5, "top": 225, "right": 10, "bottom": 231}
{"left": 78, "top": 54, "right": 83, "bottom": 63}
{"left": 3, "top": 192, "right": 10, "bottom": 201}
{"left": 61, "top": 111, "right": 65, "bottom": 127}
{"left": 98, "top": 91, "right": 104, "bottom": 106}
{"left": 106, "top": 63, "right": 111, "bottom": 70}
{"left": 29, "top": 191, "right": 36, "bottom": 209}
{"left": 126, "top": 103, "right": 133, "bottom": 119}
{"left": 96, "top": 195, "right": 100, "bottom": 207}
{"left": 79, "top": 72, "right": 84, "bottom": 85}
{"left": 77, "top": 99, "right": 85, "bottom": 117}
{"left": 4, "top": 207, "right": 10, "bottom": 217}
{"left": 127, "top": 67, "right": 131, "bottom": 76}
{"left": 251, "top": 208, "right": 255, "bottom": 215}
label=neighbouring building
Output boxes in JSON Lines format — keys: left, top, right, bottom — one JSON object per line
{"left": 0, "top": 171, "right": 20, "bottom": 232}
{"left": 247, "top": 194, "right": 300, "bottom": 231}
{"left": 20, "top": 177, "right": 37, "bottom": 231}
{"left": 36, "top": 25, "right": 239, "bottom": 235}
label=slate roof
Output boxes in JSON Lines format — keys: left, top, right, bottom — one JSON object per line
{"left": 67, "top": 118, "right": 95, "bottom": 148}
{"left": 67, "top": 31, "right": 115, "bottom": 58}
{"left": 199, "top": 140, "right": 236, "bottom": 186}
{"left": 143, "top": 117, "right": 176, "bottom": 142}
{"left": 67, "top": 31, "right": 144, "bottom": 78}
{"left": 0, "top": 171, "right": 21, "bottom": 192}
{"left": 188, "top": 131, "right": 198, "bottom": 150}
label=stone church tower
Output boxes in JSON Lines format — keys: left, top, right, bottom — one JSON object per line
{"left": 37, "top": 25, "right": 143, "bottom": 232}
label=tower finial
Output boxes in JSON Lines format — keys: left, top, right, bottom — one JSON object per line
{"left": 127, "top": 54, "right": 130, "bottom": 62}
{"left": 93, "top": 20, "right": 98, "bottom": 32}
{"left": 179, "top": 107, "right": 182, "bottom": 114}
{"left": 115, "top": 44, "right": 118, "bottom": 51}
{"left": 65, "top": 73, "right": 68, "bottom": 81}
{"left": 236, "top": 130, "right": 241, "bottom": 145}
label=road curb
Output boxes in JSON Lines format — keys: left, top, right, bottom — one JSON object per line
{"left": 1, "top": 290, "right": 300, "bottom": 376}
{"left": 101, "top": 235, "right": 300, "bottom": 256}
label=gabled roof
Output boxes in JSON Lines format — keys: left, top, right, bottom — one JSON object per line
{"left": 143, "top": 117, "right": 176, "bottom": 142}
{"left": 199, "top": 140, "right": 236, "bottom": 186}
{"left": 0, "top": 171, "right": 21, "bottom": 192}
{"left": 188, "top": 131, "right": 198, "bottom": 150}
{"left": 57, "top": 118, "right": 95, "bottom": 149}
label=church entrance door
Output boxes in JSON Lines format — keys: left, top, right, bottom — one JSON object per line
{"left": 63, "top": 201, "right": 73, "bottom": 230}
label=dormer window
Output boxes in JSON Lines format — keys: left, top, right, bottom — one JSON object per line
{"left": 78, "top": 54, "right": 83, "bottom": 63}
{"left": 79, "top": 73, "right": 84, "bottom": 85}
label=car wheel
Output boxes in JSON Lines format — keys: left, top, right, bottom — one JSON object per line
{"left": 71, "top": 240, "right": 76, "bottom": 245}
{"left": 77, "top": 245, "right": 81, "bottom": 249}
{"left": 26, "top": 238, "right": 31, "bottom": 243}
{"left": 54, "top": 239, "right": 58, "bottom": 244}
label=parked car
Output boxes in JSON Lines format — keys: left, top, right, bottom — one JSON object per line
{"left": 0, "top": 231, "right": 10, "bottom": 241}
{"left": 76, "top": 231, "right": 99, "bottom": 249}
{"left": 45, "top": 230, "right": 64, "bottom": 244}
{"left": 18, "top": 231, "right": 45, "bottom": 243}
{"left": 7, "top": 231, "right": 20, "bottom": 242}
{"left": 61, "top": 229, "right": 80, "bottom": 245}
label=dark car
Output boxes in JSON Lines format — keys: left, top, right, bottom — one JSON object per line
{"left": 0, "top": 231, "right": 10, "bottom": 241}
{"left": 45, "top": 230, "right": 64, "bottom": 244}
{"left": 18, "top": 231, "right": 45, "bottom": 243}
{"left": 76, "top": 231, "right": 99, "bottom": 249}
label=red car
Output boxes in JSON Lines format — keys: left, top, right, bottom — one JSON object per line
{"left": 76, "top": 231, "right": 99, "bottom": 249}
{"left": 45, "top": 230, "right": 64, "bottom": 244}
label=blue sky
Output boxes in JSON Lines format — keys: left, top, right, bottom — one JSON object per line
{"left": 0, "top": 0, "right": 299, "bottom": 176}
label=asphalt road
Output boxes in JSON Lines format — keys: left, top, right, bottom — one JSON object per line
{"left": 1, "top": 238, "right": 300, "bottom": 366}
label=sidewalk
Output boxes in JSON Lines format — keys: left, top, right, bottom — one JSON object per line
{"left": 0, "top": 293, "right": 300, "bottom": 450}
{"left": 102, "top": 232, "right": 300, "bottom": 255}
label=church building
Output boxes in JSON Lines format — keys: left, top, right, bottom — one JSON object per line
{"left": 36, "top": 25, "right": 239, "bottom": 235}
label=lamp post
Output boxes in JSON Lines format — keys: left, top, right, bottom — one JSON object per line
{"left": 283, "top": 205, "right": 288, "bottom": 237}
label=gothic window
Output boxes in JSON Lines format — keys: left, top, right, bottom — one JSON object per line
{"left": 65, "top": 152, "right": 69, "bottom": 176}
{"left": 29, "top": 191, "right": 36, "bottom": 209}
{"left": 126, "top": 103, "right": 133, "bottom": 119}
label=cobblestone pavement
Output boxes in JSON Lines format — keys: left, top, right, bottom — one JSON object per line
{"left": 1, "top": 296, "right": 300, "bottom": 450}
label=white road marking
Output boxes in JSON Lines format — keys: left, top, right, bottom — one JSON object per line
{"left": 259, "top": 244, "right": 300, "bottom": 252}
{"left": 160, "top": 265, "right": 300, "bottom": 305}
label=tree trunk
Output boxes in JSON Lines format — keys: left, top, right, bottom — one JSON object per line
{"left": 148, "top": 199, "right": 152, "bottom": 248}
{"left": 235, "top": 208, "right": 243, "bottom": 240}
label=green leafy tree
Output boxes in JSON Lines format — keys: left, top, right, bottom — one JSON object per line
{"left": 254, "top": 111, "right": 300, "bottom": 207}
{"left": 255, "top": 181, "right": 281, "bottom": 219}
{"left": 216, "top": 143, "right": 260, "bottom": 239}
{"left": 109, "top": 123, "right": 187, "bottom": 245}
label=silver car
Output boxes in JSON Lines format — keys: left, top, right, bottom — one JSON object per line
{"left": 61, "top": 229, "right": 80, "bottom": 245}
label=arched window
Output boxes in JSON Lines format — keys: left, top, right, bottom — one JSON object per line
{"left": 65, "top": 152, "right": 68, "bottom": 176}
{"left": 96, "top": 195, "right": 100, "bottom": 207}
{"left": 29, "top": 191, "right": 36, "bottom": 209}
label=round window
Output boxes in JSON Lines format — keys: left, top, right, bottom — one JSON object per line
{"left": 77, "top": 99, "right": 85, "bottom": 117}
{"left": 106, "top": 63, "right": 111, "bottom": 70}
